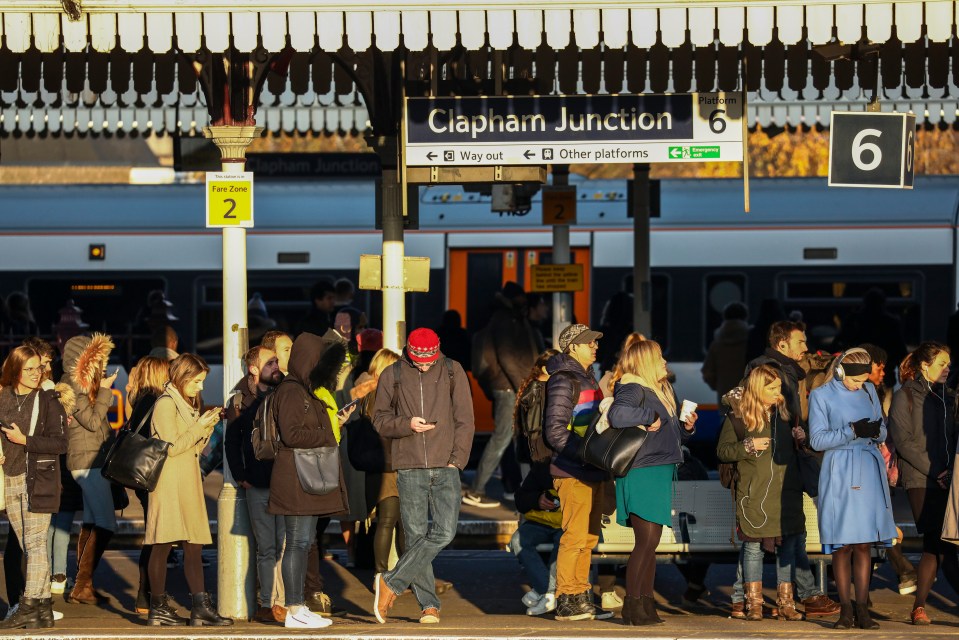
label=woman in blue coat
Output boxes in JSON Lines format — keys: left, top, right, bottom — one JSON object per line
{"left": 809, "top": 347, "right": 896, "bottom": 630}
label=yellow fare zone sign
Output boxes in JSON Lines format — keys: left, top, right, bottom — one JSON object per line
{"left": 206, "top": 172, "right": 254, "bottom": 228}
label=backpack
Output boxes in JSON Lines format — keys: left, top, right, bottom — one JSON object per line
{"left": 717, "top": 388, "right": 747, "bottom": 490}
{"left": 516, "top": 381, "right": 551, "bottom": 463}
{"left": 251, "top": 391, "right": 280, "bottom": 461}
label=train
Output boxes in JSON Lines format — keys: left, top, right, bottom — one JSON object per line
{"left": 1, "top": 174, "right": 958, "bottom": 457}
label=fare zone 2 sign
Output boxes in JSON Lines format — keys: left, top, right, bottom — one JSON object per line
{"left": 828, "top": 111, "right": 916, "bottom": 189}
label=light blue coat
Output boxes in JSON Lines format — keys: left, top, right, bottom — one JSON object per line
{"left": 809, "top": 379, "right": 896, "bottom": 551}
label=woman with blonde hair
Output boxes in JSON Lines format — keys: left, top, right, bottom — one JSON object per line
{"left": 348, "top": 348, "right": 403, "bottom": 573}
{"left": 607, "top": 340, "right": 696, "bottom": 625}
{"left": 599, "top": 333, "right": 645, "bottom": 397}
{"left": 145, "top": 354, "right": 230, "bottom": 627}
{"left": 810, "top": 347, "right": 896, "bottom": 629}
{"left": 124, "top": 356, "right": 171, "bottom": 615}
{"left": 717, "top": 364, "right": 806, "bottom": 622}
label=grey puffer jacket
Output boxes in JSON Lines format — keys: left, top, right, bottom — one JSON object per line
{"left": 60, "top": 334, "right": 115, "bottom": 471}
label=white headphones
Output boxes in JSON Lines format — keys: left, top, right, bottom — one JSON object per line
{"left": 834, "top": 347, "right": 871, "bottom": 381}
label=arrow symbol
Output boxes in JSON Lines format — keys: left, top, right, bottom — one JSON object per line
{"left": 426, "top": 151, "right": 437, "bottom": 161}
{"left": 669, "top": 148, "right": 682, "bottom": 158}
{"left": 524, "top": 150, "right": 534, "bottom": 159}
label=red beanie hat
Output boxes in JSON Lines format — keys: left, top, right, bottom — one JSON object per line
{"left": 407, "top": 328, "right": 441, "bottom": 364}
{"left": 357, "top": 329, "right": 383, "bottom": 353}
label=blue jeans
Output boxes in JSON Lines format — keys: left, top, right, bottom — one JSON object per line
{"left": 385, "top": 467, "right": 460, "bottom": 611}
{"left": 472, "top": 390, "right": 516, "bottom": 494}
{"left": 70, "top": 468, "right": 117, "bottom": 532}
{"left": 733, "top": 532, "right": 822, "bottom": 602}
{"left": 509, "top": 521, "right": 563, "bottom": 595}
{"left": 247, "top": 487, "right": 285, "bottom": 607}
{"left": 47, "top": 510, "right": 75, "bottom": 576}
{"left": 282, "top": 515, "right": 318, "bottom": 607}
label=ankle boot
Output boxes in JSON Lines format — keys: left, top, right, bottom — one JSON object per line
{"left": 641, "top": 595, "right": 663, "bottom": 624}
{"left": 38, "top": 598, "right": 54, "bottom": 629}
{"left": 855, "top": 602, "right": 879, "bottom": 630}
{"left": 775, "top": 583, "right": 802, "bottom": 621}
{"left": 190, "top": 592, "right": 234, "bottom": 627}
{"left": 147, "top": 593, "right": 188, "bottom": 627}
{"left": 623, "top": 596, "right": 653, "bottom": 626}
{"left": 0, "top": 597, "right": 41, "bottom": 630}
{"left": 68, "top": 525, "right": 99, "bottom": 604}
{"left": 833, "top": 602, "right": 855, "bottom": 629}
{"left": 744, "top": 581, "right": 763, "bottom": 621}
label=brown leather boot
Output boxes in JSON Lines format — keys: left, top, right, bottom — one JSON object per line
{"left": 68, "top": 525, "right": 99, "bottom": 604}
{"left": 744, "top": 581, "right": 763, "bottom": 621}
{"left": 776, "top": 583, "right": 802, "bottom": 621}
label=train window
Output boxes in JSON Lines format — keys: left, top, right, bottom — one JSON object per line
{"left": 650, "top": 274, "right": 671, "bottom": 354}
{"left": 778, "top": 273, "right": 922, "bottom": 352}
{"left": 702, "top": 273, "right": 747, "bottom": 353}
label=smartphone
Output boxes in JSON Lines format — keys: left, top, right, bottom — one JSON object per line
{"left": 112, "top": 367, "right": 120, "bottom": 377}
{"left": 338, "top": 398, "right": 361, "bottom": 413}
{"left": 424, "top": 420, "right": 437, "bottom": 426}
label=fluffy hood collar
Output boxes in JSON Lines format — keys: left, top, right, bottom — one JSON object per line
{"left": 63, "top": 333, "right": 114, "bottom": 394}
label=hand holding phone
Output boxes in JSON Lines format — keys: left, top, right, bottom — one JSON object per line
{"left": 101, "top": 367, "right": 120, "bottom": 389}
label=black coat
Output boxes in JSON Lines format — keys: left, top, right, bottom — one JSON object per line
{"left": 224, "top": 376, "right": 275, "bottom": 489}
{"left": 8, "top": 388, "right": 70, "bottom": 514}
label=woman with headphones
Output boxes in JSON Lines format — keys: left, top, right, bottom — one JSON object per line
{"left": 888, "top": 342, "right": 957, "bottom": 626}
{"left": 809, "top": 347, "right": 896, "bottom": 630}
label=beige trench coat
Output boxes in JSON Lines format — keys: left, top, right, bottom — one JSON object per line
{"left": 144, "top": 386, "right": 213, "bottom": 545}
{"left": 943, "top": 454, "right": 959, "bottom": 546}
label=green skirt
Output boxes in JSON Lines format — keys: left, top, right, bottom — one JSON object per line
{"left": 615, "top": 464, "right": 675, "bottom": 527}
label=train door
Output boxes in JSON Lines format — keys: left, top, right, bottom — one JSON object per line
{"left": 448, "top": 247, "right": 591, "bottom": 433}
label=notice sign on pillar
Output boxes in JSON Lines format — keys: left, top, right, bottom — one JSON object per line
{"left": 828, "top": 112, "right": 916, "bottom": 189}
{"left": 206, "top": 172, "right": 254, "bottom": 227}
{"left": 530, "top": 264, "right": 584, "bottom": 292}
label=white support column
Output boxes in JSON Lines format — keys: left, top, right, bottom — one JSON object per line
{"left": 380, "top": 166, "right": 407, "bottom": 352}
{"left": 551, "top": 166, "right": 572, "bottom": 346}
{"left": 204, "top": 124, "right": 262, "bottom": 621}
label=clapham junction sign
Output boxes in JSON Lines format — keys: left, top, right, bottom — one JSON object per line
{"left": 405, "top": 93, "right": 743, "bottom": 166}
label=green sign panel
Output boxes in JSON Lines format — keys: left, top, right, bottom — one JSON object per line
{"left": 668, "top": 145, "right": 721, "bottom": 160}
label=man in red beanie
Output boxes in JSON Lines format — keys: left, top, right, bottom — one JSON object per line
{"left": 370, "top": 328, "right": 474, "bottom": 625}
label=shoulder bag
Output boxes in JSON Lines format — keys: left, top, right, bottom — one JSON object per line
{"left": 101, "top": 403, "right": 171, "bottom": 492}
{"left": 578, "top": 393, "right": 649, "bottom": 478}
{"left": 291, "top": 385, "right": 341, "bottom": 496}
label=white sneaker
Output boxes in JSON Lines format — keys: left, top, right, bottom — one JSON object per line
{"left": 462, "top": 491, "right": 500, "bottom": 508}
{"left": 522, "top": 590, "right": 542, "bottom": 608}
{"left": 601, "top": 591, "right": 624, "bottom": 610}
{"left": 527, "top": 593, "right": 556, "bottom": 616}
{"left": 50, "top": 574, "right": 67, "bottom": 595}
{"left": 53, "top": 610, "right": 64, "bottom": 621}
{"left": 285, "top": 605, "right": 333, "bottom": 629}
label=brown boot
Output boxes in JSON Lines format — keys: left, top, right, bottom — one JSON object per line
{"left": 68, "top": 525, "right": 98, "bottom": 604}
{"left": 744, "top": 581, "right": 763, "bottom": 621}
{"left": 776, "top": 583, "right": 802, "bottom": 621}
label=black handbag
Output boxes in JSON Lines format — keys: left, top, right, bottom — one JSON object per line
{"left": 346, "top": 416, "right": 385, "bottom": 473}
{"left": 578, "top": 395, "right": 649, "bottom": 477}
{"left": 101, "top": 405, "right": 171, "bottom": 492}
{"left": 293, "top": 447, "right": 341, "bottom": 495}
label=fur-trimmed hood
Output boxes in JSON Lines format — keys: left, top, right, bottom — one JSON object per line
{"left": 62, "top": 333, "right": 114, "bottom": 394}
{"left": 54, "top": 381, "right": 76, "bottom": 415}
{"left": 287, "top": 331, "right": 347, "bottom": 392}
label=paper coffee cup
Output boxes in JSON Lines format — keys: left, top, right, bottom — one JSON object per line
{"left": 680, "top": 399, "right": 698, "bottom": 422}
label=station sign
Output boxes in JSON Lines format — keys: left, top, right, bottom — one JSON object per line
{"left": 530, "top": 264, "right": 585, "bottom": 292}
{"left": 828, "top": 111, "right": 916, "bottom": 189}
{"left": 206, "top": 172, "right": 254, "bottom": 228}
{"left": 405, "top": 93, "right": 743, "bottom": 166}
{"left": 542, "top": 186, "right": 577, "bottom": 225}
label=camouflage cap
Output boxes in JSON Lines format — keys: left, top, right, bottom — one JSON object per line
{"left": 558, "top": 323, "right": 603, "bottom": 352}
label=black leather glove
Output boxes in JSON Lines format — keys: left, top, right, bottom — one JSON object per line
{"left": 851, "top": 418, "right": 882, "bottom": 439}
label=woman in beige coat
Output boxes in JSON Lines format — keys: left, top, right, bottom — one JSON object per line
{"left": 144, "top": 354, "right": 232, "bottom": 628}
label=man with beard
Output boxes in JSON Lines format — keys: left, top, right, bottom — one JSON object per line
{"left": 224, "top": 346, "right": 286, "bottom": 623}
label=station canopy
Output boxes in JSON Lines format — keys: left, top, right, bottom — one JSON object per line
{"left": 2, "top": 1, "right": 957, "bottom": 137}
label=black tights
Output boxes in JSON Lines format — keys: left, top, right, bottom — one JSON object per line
{"left": 627, "top": 514, "right": 662, "bottom": 597}
{"left": 914, "top": 531, "right": 959, "bottom": 608}
{"left": 373, "top": 497, "right": 405, "bottom": 573}
{"left": 831, "top": 544, "right": 871, "bottom": 605}
{"left": 148, "top": 542, "right": 204, "bottom": 597}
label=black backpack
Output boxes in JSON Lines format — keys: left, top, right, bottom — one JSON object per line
{"left": 251, "top": 391, "right": 280, "bottom": 461}
{"left": 516, "top": 381, "right": 551, "bottom": 463}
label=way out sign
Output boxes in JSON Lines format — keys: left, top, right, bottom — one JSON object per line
{"left": 206, "top": 172, "right": 254, "bottom": 227}
{"left": 828, "top": 112, "right": 916, "bottom": 189}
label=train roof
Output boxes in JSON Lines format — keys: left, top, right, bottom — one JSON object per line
{"left": 1, "top": 175, "right": 957, "bottom": 232}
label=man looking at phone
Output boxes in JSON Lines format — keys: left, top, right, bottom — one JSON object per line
{"left": 224, "top": 346, "right": 285, "bottom": 623}
{"left": 371, "top": 328, "right": 474, "bottom": 624}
